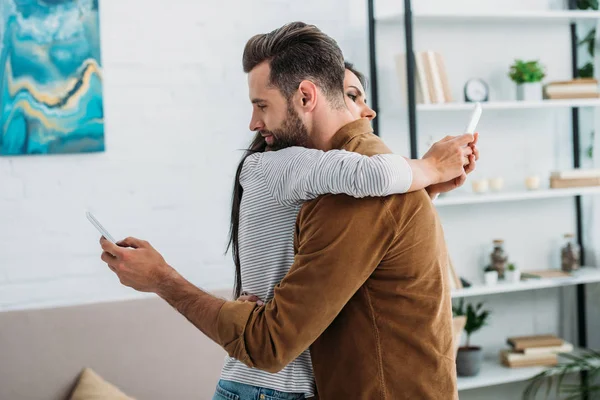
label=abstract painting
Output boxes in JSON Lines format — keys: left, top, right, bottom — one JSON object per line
{"left": 0, "top": 0, "right": 104, "bottom": 156}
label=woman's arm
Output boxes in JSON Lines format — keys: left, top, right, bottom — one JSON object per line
{"left": 249, "top": 147, "right": 424, "bottom": 207}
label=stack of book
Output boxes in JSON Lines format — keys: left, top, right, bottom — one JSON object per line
{"left": 500, "top": 334, "right": 573, "bottom": 368}
{"left": 550, "top": 169, "right": 600, "bottom": 189}
{"left": 544, "top": 78, "right": 600, "bottom": 100}
{"left": 395, "top": 51, "right": 453, "bottom": 104}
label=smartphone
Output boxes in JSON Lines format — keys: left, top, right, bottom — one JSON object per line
{"left": 86, "top": 211, "right": 116, "bottom": 244}
{"left": 465, "top": 102, "right": 482, "bottom": 134}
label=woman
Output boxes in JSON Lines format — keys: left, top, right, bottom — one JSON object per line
{"left": 214, "top": 64, "right": 475, "bottom": 400}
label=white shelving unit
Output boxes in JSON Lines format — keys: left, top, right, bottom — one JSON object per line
{"left": 417, "top": 99, "right": 600, "bottom": 111}
{"left": 435, "top": 186, "right": 600, "bottom": 207}
{"left": 371, "top": 5, "right": 600, "bottom": 395}
{"left": 457, "top": 359, "right": 546, "bottom": 391}
{"left": 379, "top": 10, "right": 600, "bottom": 24}
{"left": 452, "top": 267, "right": 600, "bottom": 299}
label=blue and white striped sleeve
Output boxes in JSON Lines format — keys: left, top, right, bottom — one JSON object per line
{"left": 251, "top": 147, "right": 413, "bottom": 207}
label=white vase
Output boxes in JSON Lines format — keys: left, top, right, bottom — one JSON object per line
{"left": 525, "top": 175, "right": 541, "bottom": 190}
{"left": 505, "top": 270, "right": 521, "bottom": 283}
{"left": 489, "top": 177, "right": 504, "bottom": 192}
{"left": 516, "top": 82, "right": 543, "bottom": 101}
{"left": 484, "top": 270, "right": 499, "bottom": 286}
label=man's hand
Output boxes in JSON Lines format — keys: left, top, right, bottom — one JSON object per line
{"left": 426, "top": 133, "right": 479, "bottom": 198}
{"left": 100, "top": 236, "right": 174, "bottom": 293}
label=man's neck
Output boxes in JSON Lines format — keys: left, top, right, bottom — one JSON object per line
{"left": 310, "top": 108, "right": 356, "bottom": 151}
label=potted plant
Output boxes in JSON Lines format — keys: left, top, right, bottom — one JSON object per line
{"left": 523, "top": 349, "right": 600, "bottom": 399}
{"left": 483, "top": 265, "right": 499, "bottom": 286}
{"left": 452, "top": 299, "right": 491, "bottom": 377}
{"left": 508, "top": 59, "right": 546, "bottom": 101}
{"left": 505, "top": 263, "right": 521, "bottom": 283}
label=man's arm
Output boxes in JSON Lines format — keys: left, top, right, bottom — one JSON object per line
{"left": 214, "top": 194, "right": 402, "bottom": 372}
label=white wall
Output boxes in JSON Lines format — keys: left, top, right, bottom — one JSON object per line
{"left": 1, "top": 0, "right": 598, "bottom": 398}
{"left": 0, "top": 0, "right": 368, "bottom": 311}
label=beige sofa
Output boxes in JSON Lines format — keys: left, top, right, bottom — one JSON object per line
{"left": 0, "top": 293, "right": 230, "bottom": 400}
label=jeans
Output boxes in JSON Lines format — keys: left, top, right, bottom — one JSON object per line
{"left": 212, "top": 379, "right": 306, "bottom": 400}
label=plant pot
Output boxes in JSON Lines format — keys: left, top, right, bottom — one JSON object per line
{"left": 456, "top": 346, "right": 484, "bottom": 377}
{"left": 516, "top": 82, "right": 543, "bottom": 101}
{"left": 484, "top": 270, "right": 498, "bottom": 286}
{"left": 505, "top": 269, "right": 521, "bottom": 283}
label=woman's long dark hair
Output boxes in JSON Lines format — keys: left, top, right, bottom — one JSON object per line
{"left": 227, "top": 132, "right": 267, "bottom": 299}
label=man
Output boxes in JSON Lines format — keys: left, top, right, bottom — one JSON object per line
{"left": 100, "top": 22, "right": 467, "bottom": 399}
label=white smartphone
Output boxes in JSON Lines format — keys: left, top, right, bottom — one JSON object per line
{"left": 86, "top": 211, "right": 116, "bottom": 244}
{"left": 465, "top": 102, "right": 482, "bottom": 134}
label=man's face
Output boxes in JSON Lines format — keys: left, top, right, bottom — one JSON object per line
{"left": 247, "top": 62, "right": 310, "bottom": 151}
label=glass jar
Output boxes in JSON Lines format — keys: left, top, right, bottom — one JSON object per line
{"left": 490, "top": 239, "right": 508, "bottom": 279}
{"left": 561, "top": 233, "right": 580, "bottom": 273}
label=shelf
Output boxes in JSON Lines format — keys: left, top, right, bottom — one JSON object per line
{"left": 417, "top": 99, "right": 600, "bottom": 111}
{"left": 452, "top": 267, "right": 600, "bottom": 299}
{"left": 435, "top": 186, "right": 600, "bottom": 207}
{"left": 457, "top": 358, "right": 546, "bottom": 391}
{"left": 379, "top": 11, "right": 600, "bottom": 24}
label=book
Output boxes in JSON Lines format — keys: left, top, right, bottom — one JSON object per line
{"left": 551, "top": 169, "right": 600, "bottom": 179}
{"left": 427, "top": 51, "right": 445, "bottom": 104}
{"left": 394, "top": 51, "right": 452, "bottom": 104}
{"left": 500, "top": 350, "right": 559, "bottom": 368}
{"left": 521, "top": 270, "right": 572, "bottom": 279}
{"left": 507, "top": 334, "right": 564, "bottom": 351}
{"left": 522, "top": 342, "right": 573, "bottom": 356}
{"left": 550, "top": 177, "right": 600, "bottom": 189}
{"left": 435, "top": 52, "right": 453, "bottom": 103}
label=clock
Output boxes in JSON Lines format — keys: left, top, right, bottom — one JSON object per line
{"left": 464, "top": 79, "right": 489, "bottom": 102}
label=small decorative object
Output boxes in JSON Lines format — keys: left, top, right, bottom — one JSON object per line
{"left": 484, "top": 268, "right": 499, "bottom": 286}
{"left": 561, "top": 233, "right": 581, "bottom": 272}
{"left": 488, "top": 239, "right": 508, "bottom": 279}
{"left": 472, "top": 179, "right": 489, "bottom": 194}
{"left": 505, "top": 263, "right": 521, "bottom": 283}
{"left": 509, "top": 59, "right": 546, "bottom": 101}
{"left": 452, "top": 299, "right": 491, "bottom": 377}
{"left": 489, "top": 177, "right": 504, "bottom": 192}
{"left": 525, "top": 175, "right": 541, "bottom": 190}
{"left": 464, "top": 78, "right": 489, "bottom": 102}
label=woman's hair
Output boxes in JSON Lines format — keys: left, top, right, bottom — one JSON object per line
{"left": 226, "top": 133, "right": 266, "bottom": 299}
{"left": 344, "top": 61, "right": 368, "bottom": 90}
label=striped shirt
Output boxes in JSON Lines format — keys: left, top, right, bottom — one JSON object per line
{"left": 219, "top": 146, "right": 413, "bottom": 397}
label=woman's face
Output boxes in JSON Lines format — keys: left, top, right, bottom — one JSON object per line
{"left": 344, "top": 69, "right": 376, "bottom": 121}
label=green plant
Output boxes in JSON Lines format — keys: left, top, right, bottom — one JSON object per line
{"left": 523, "top": 349, "right": 600, "bottom": 400}
{"left": 577, "top": 0, "right": 599, "bottom": 11}
{"left": 452, "top": 299, "right": 490, "bottom": 347}
{"left": 509, "top": 60, "right": 546, "bottom": 84}
{"left": 508, "top": 263, "right": 516, "bottom": 271}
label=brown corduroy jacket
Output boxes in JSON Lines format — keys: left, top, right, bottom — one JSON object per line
{"left": 212, "top": 119, "right": 458, "bottom": 400}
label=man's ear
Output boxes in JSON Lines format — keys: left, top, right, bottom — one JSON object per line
{"left": 298, "top": 80, "right": 318, "bottom": 112}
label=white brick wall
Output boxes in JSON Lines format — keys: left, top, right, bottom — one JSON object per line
{"left": 0, "top": 0, "right": 369, "bottom": 311}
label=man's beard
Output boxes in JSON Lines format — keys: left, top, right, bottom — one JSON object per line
{"left": 262, "top": 103, "right": 310, "bottom": 151}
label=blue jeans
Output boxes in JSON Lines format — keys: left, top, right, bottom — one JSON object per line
{"left": 213, "top": 379, "right": 306, "bottom": 400}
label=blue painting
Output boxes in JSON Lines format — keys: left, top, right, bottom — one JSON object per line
{"left": 0, "top": 0, "right": 104, "bottom": 156}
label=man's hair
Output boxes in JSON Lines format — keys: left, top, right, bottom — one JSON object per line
{"left": 344, "top": 61, "right": 368, "bottom": 90}
{"left": 243, "top": 21, "right": 346, "bottom": 107}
